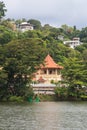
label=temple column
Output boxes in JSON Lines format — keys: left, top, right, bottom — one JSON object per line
{"left": 38, "top": 70, "right": 41, "bottom": 75}
{"left": 55, "top": 69, "right": 58, "bottom": 75}
{"left": 46, "top": 69, "right": 49, "bottom": 75}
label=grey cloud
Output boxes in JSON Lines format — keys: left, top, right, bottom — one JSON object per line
{"left": 3, "top": 0, "right": 87, "bottom": 29}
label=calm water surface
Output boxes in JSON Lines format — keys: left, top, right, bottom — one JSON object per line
{"left": 0, "top": 101, "right": 87, "bottom": 130}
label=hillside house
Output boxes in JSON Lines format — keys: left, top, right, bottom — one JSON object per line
{"left": 19, "top": 22, "right": 33, "bottom": 32}
{"left": 64, "top": 37, "right": 82, "bottom": 49}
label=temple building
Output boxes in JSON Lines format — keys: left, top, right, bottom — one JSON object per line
{"left": 32, "top": 54, "right": 63, "bottom": 94}
{"left": 33, "top": 54, "right": 63, "bottom": 84}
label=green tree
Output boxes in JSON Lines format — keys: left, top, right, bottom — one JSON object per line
{"left": 23, "top": 30, "right": 38, "bottom": 38}
{"left": 0, "top": 69, "right": 8, "bottom": 100}
{"left": 79, "top": 27, "right": 87, "bottom": 42}
{"left": 28, "top": 19, "right": 42, "bottom": 30}
{"left": 55, "top": 84, "right": 68, "bottom": 100}
{"left": 1, "top": 19, "right": 16, "bottom": 31}
{"left": 82, "top": 49, "right": 87, "bottom": 61}
{"left": 0, "top": 1, "right": 7, "bottom": 21}
{"left": 42, "top": 24, "right": 53, "bottom": 30}
{"left": 2, "top": 38, "right": 46, "bottom": 99}
{"left": 0, "top": 26, "right": 16, "bottom": 45}
{"left": 62, "top": 58, "right": 87, "bottom": 99}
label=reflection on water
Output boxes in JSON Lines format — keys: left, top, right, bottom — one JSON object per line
{"left": 0, "top": 102, "right": 87, "bottom": 130}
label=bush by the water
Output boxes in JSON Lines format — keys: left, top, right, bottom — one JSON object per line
{"left": 9, "top": 96, "right": 24, "bottom": 102}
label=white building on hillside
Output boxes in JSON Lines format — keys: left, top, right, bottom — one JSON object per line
{"left": 19, "top": 22, "right": 33, "bottom": 32}
{"left": 64, "top": 37, "right": 82, "bottom": 49}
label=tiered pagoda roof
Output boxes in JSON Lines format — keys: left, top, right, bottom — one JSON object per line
{"left": 41, "top": 54, "right": 63, "bottom": 69}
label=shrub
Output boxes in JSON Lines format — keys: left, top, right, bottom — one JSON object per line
{"left": 9, "top": 96, "right": 24, "bottom": 102}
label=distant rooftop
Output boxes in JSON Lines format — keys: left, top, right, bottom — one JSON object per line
{"left": 20, "top": 22, "right": 32, "bottom": 26}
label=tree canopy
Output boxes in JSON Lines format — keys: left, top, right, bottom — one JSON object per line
{"left": 0, "top": 38, "right": 46, "bottom": 100}
{"left": 0, "top": 1, "right": 7, "bottom": 20}
{"left": 28, "top": 19, "right": 42, "bottom": 30}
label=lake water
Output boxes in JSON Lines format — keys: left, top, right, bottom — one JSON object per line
{"left": 0, "top": 102, "right": 87, "bottom": 130}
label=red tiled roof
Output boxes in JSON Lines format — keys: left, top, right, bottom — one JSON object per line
{"left": 37, "top": 76, "right": 45, "bottom": 83}
{"left": 41, "top": 54, "right": 63, "bottom": 69}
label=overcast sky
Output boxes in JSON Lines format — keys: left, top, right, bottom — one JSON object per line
{"left": 2, "top": 0, "right": 87, "bottom": 29}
